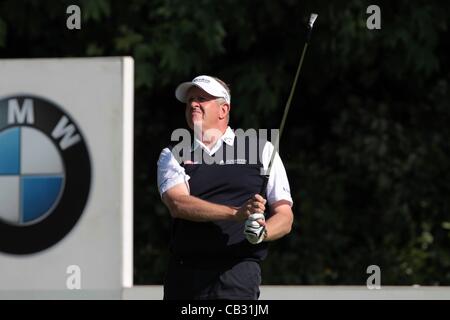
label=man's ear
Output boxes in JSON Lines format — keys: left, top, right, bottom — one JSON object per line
{"left": 219, "top": 103, "right": 230, "bottom": 120}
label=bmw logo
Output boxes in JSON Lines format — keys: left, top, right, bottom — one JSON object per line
{"left": 0, "top": 95, "right": 91, "bottom": 254}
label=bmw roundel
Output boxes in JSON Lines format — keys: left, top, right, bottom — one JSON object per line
{"left": 0, "top": 95, "right": 91, "bottom": 255}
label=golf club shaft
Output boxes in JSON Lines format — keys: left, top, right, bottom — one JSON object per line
{"left": 260, "top": 14, "right": 317, "bottom": 196}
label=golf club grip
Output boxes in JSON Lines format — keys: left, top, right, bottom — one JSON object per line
{"left": 259, "top": 174, "right": 269, "bottom": 205}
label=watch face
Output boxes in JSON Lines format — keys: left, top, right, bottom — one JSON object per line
{"left": 0, "top": 95, "right": 91, "bottom": 255}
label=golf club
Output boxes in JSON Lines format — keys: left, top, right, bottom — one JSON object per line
{"left": 264, "top": 12, "right": 318, "bottom": 187}
{"left": 245, "top": 13, "right": 318, "bottom": 243}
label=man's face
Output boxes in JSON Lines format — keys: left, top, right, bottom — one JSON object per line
{"left": 185, "top": 86, "right": 221, "bottom": 131}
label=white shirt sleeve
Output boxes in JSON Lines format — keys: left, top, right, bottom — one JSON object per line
{"left": 262, "top": 141, "right": 293, "bottom": 207}
{"left": 157, "top": 148, "right": 190, "bottom": 197}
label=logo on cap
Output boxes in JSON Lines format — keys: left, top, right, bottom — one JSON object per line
{"left": 0, "top": 95, "right": 91, "bottom": 254}
{"left": 193, "top": 77, "right": 211, "bottom": 84}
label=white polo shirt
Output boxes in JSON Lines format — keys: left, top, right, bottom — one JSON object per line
{"left": 157, "top": 127, "right": 293, "bottom": 207}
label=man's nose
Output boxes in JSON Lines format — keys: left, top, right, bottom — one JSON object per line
{"left": 190, "top": 100, "right": 201, "bottom": 108}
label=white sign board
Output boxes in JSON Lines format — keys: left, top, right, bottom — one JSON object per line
{"left": 0, "top": 57, "right": 134, "bottom": 299}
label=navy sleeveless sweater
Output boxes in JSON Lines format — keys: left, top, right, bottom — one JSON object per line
{"left": 170, "top": 134, "right": 269, "bottom": 262}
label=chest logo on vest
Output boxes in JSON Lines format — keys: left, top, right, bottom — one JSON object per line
{"left": 218, "top": 159, "right": 247, "bottom": 165}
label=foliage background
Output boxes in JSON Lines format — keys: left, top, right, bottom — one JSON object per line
{"left": 1, "top": 0, "right": 449, "bottom": 285}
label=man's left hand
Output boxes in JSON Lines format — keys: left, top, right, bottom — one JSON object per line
{"left": 244, "top": 213, "right": 267, "bottom": 244}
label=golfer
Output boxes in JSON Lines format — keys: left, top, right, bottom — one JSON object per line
{"left": 157, "top": 75, "right": 293, "bottom": 300}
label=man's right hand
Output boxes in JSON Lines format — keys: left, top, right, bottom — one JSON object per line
{"left": 234, "top": 194, "right": 266, "bottom": 221}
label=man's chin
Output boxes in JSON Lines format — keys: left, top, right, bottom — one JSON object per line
{"left": 190, "top": 120, "right": 203, "bottom": 136}
{"left": 193, "top": 120, "right": 203, "bottom": 129}
{"left": 185, "top": 119, "right": 200, "bottom": 130}
{"left": 192, "top": 116, "right": 203, "bottom": 123}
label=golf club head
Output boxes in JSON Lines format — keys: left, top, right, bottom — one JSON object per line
{"left": 308, "top": 13, "right": 318, "bottom": 29}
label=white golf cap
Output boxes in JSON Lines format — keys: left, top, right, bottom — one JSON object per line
{"left": 175, "top": 75, "right": 230, "bottom": 105}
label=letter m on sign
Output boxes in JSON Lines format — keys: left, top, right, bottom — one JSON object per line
{"left": 8, "top": 98, "right": 35, "bottom": 124}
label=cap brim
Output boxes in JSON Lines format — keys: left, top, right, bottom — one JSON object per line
{"left": 175, "top": 82, "right": 197, "bottom": 103}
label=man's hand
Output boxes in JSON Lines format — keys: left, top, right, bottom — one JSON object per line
{"left": 235, "top": 194, "right": 266, "bottom": 221}
{"left": 244, "top": 213, "right": 267, "bottom": 244}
